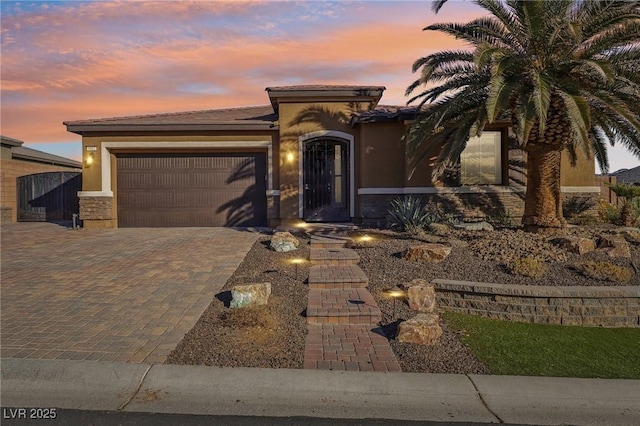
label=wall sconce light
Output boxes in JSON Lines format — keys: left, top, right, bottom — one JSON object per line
{"left": 383, "top": 285, "right": 405, "bottom": 320}
{"left": 85, "top": 152, "right": 94, "bottom": 167}
{"left": 286, "top": 152, "right": 295, "bottom": 163}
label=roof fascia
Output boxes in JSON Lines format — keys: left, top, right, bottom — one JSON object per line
{"left": 12, "top": 151, "right": 81, "bottom": 168}
{"left": 65, "top": 123, "right": 279, "bottom": 135}
{"left": 266, "top": 87, "right": 385, "bottom": 113}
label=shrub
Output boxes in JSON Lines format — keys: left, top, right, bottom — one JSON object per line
{"left": 424, "top": 202, "right": 456, "bottom": 225}
{"left": 606, "top": 183, "right": 640, "bottom": 227}
{"left": 387, "top": 196, "right": 432, "bottom": 232}
{"left": 568, "top": 215, "right": 601, "bottom": 226}
{"left": 486, "top": 209, "right": 515, "bottom": 228}
{"left": 427, "top": 222, "right": 451, "bottom": 236}
{"left": 575, "top": 261, "right": 633, "bottom": 282}
{"left": 507, "top": 256, "right": 546, "bottom": 278}
{"left": 598, "top": 199, "right": 621, "bottom": 224}
{"left": 632, "top": 197, "right": 640, "bottom": 228}
{"left": 218, "top": 306, "right": 277, "bottom": 329}
{"left": 563, "top": 196, "right": 597, "bottom": 218}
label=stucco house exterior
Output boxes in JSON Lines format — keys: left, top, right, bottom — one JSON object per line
{"left": 64, "top": 85, "right": 598, "bottom": 229}
{"left": 1, "top": 135, "right": 82, "bottom": 224}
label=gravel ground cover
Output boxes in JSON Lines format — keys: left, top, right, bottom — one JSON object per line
{"left": 166, "top": 226, "right": 638, "bottom": 373}
{"left": 166, "top": 235, "right": 309, "bottom": 369}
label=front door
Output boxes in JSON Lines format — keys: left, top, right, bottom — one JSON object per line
{"left": 303, "top": 138, "right": 349, "bottom": 222}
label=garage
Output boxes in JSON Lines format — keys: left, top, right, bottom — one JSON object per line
{"left": 116, "top": 152, "right": 267, "bottom": 227}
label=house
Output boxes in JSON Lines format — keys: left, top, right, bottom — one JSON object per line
{"left": 1, "top": 135, "right": 82, "bottom": 224}
{"left": 64, "top": 85, "right": 598, "bottom": 228}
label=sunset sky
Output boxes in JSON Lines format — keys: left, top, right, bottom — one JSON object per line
{"left": 1, "top": 0, "right": 637, "bottom": 173}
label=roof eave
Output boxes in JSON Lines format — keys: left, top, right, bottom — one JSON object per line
{"left": 12, "top": 152, "right": 81, "bottom": 168}
{"left": 266, "top": 87, "right": 386, "bottom": 113}
{"left": 65, "top": 122, "right": 279, "bottom": 135}
{"left": 1, "top": 135, "right": 24, "bottom": 147}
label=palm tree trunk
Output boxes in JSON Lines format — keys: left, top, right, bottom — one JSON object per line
{"left": 522, "top": 142, "right": 566, "bottom": 232}
{"left": 620, "top": 203, "right": 633, "bottom": 227}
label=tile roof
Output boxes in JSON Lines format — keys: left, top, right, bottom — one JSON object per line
{"left": 1, "top": 135, "right": 81, "bottom": 168}
{"left": 351, "top": 105, "right": 421, "bottom": 123}
{"left": 64, "top": 96, "right": 422, "bottom": 134}
{"left": 11, "top": 146, "right": 82, "bottom": 168}
{"left": 64, "top": 105, "right": 276, "bottom": 127}
{"left": 265, "top": 85, "right": 387, "bottom": 112}
{"left": 1, "top": 135, "right": 24, "bottom": 147}
{"left": 266, "top": 85, "right": 386, "bottom": 92}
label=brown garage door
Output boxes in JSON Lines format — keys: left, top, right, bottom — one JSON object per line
{"left": 117, "top": 153, "right": 267, "bottom": 227}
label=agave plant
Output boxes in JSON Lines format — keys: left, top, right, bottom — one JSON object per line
{"left": 387, "top": 196, "right": 432, "bottom": 233}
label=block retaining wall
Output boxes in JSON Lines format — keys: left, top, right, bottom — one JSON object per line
{"left": 432, "top": 279, "right": 640, "bottom": 327}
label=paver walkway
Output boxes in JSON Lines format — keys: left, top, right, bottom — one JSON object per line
{"left": 1, "top": 222, "right": 258, "bottom": 363}
{"left": 302, "top": 230, "right": 402, "bottom": 372}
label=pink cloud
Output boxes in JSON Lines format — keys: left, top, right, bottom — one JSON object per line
{"left": 1, "top": 0, "right": 483, "bottom": 145}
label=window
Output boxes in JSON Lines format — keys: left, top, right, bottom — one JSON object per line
{"left": 460, "top": 131, "right": 502, "bottom": 185}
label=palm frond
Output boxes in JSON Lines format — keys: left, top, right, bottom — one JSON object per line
{"left": 407, "top": 0, "right": 640, "bottom": 185}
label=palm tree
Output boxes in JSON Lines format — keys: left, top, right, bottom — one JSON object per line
{"left": 607, "top": 182, "right": 640, "bottom": 226}
{"left": 406, "top": 0, "right": 640, "bottom": 232}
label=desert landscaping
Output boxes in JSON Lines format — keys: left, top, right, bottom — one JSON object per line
{"left": 166, "top": 223, "right": 639, "bottom": 374}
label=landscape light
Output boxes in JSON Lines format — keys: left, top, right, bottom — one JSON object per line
{"left": 290, "top": 258, "right": 306, "bottom": 280}
{"left": 383, "top": 285, "right": 405, "bottom": 320}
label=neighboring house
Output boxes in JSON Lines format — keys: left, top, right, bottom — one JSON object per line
{"left": 64, "top": 85, "right": 598, "bottom": 229}
{"left": 1, "top": 135, "right": 82, "bottom": 224}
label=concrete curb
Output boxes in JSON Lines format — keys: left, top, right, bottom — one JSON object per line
{"left": 2, "top": 358, "right": 640, "bottom": 425}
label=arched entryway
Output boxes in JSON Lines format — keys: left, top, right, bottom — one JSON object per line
{"left": 300, "top": 137, "right": 351, "bottom": 222}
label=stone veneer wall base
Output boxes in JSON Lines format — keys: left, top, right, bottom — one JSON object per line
{"left": 79, "top": 196, "right": 113, "bottom": 221}
{"left": 358, "top": 190, "right": 599, "bottom": 225}
{"left": 432, "top": 279, "right": 640, "bottom": 327}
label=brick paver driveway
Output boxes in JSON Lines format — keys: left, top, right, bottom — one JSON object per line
{"left": 1, "top": 223, "right": 259, "bottom": 363}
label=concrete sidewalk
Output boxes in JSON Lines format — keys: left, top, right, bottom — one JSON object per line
{"left": 2, "top": 358, "right": 639, "bottom": 425}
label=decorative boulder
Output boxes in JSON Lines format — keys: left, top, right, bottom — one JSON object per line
{"left": 453, "top": 221, "right": 494, "bottom": 231}
{"left": 270, "top": 231, "right": 300, "bottom": 252}
{"left": 397, "top": 313, "right": 443, "bottom": 345}
{"left": 230, "top": 282, "right": 271, "bottom": 309}
{"left": 550, "top": 236, "right": 595, "bottom": 255}
{"left": 403, "top": 244, "right": 451, "bottom": 263}
{"left": 406, "top": 279, "right": 436, "bottom": 313}
{"left": 597, "top": 236, "right": 631, "bottom": 258}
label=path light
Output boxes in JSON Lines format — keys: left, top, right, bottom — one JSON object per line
{"left": 357, "top": 234, "right": 373, "bottom": 244}
{"left": 383, "top": 285, "right": 405, "bottom": 320}
{"left": 290, "top": 258, "right": 306, "bottom": 280}
{"left": 294, "top": 221, "right": 308, "bottom": 230}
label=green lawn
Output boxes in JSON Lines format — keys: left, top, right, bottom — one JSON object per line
{"left": 442, "top": 312, "right": 640, "bottom": 379}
